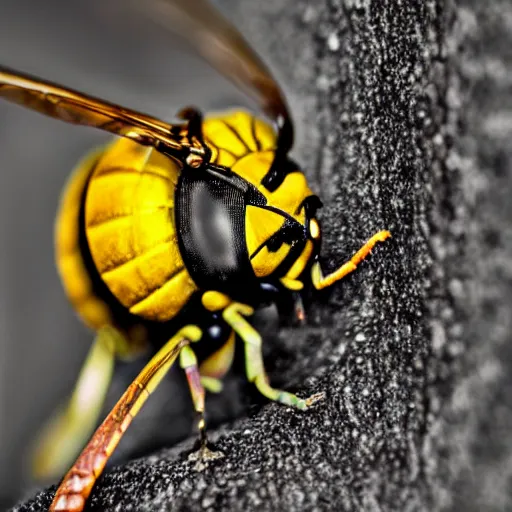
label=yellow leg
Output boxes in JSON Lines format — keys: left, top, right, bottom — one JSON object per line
{"left": 31, "top": 326, "right": 128, "bottom": 481}
{"left": 198, "top": 330, "right": 237, "bottom": 393}
{"left": 311, "top": 230, "right": 391, "bottom": 290}
{"left": 200, "top": 376, "right": 223, "bottom": 393}
{"left": 223, "top": 303, "right": 324, "bottom": 410}
{"left": 198, "top": 291, "right": 237, "bottom": 394}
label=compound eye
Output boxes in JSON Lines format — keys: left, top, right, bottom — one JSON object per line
{"left": 309, "top": 218, "right": 321, "bottom": 240}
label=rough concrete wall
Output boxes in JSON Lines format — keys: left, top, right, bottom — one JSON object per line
{"left": 13, "top": 0, "right": 512, "bottom": 511}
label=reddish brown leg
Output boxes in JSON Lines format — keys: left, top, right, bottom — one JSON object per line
{"left": 50, "top": 326, "right": 201, "bottom": 512}
{"left": 179, "top": 344, "right": 224, "bottom": 470}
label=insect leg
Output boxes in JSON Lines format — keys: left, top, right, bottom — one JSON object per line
{"left": 31, "top": 326, "right": 127, "bottom": 482}
{"left": 49, "top": 325, "right": 201, "bottom": 512}
{"left": 223, "top": 303, "right": 324, "bottom": 410}
{"left": 198, "top": 291, "right": 237, "bottom": 393}
{"left": 311, "top": 230, "right": 391, "bottom": 290}
{"left": 180, "top": 345, "right": 224, "bottom": 470}
{"left": 199, "top": 330, "right": 237, "bottom": 393}
{"left": 180, "top": 345, "right": 206, "bottom": 440}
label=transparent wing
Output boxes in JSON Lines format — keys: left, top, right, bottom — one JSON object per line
{"left": 0, "top": 65, "right": 193, "bottom": 160}
{"left": 137, "top": 0, "right": 294, "bottom": 151}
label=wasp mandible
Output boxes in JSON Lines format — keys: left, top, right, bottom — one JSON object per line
{"left": 0, "top": 1, "right": 390, "bottom": 511}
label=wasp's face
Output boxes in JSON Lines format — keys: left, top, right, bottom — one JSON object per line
{"left": 200, "top": 110, "right": 323, "bottom": 286}
{"left": 241, "top": 157, "right": 323, "bottom": 283}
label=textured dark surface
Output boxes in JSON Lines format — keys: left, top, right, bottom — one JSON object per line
{"left": 10, "top": 0, "right": 512, "bottom": 511}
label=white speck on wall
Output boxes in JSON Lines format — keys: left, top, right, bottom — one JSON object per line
{"left": 355, "top": 332, "right": 366, "bottom": 342}
{"left": 327, "top": 32, "right": 340, "bottom": 52}
{"left": 316, "top": 74, "right": 330, "bottom": 91}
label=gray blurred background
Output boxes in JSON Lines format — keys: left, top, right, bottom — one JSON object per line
{"left": 0, "top": 0, "right": 259, "bottom": 505}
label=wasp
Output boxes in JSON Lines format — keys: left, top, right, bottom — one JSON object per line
{"left": 1, "top": 1, "right": 390, "bottom": 511}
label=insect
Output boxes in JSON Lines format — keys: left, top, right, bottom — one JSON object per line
{"left": 1, "top": 1, "right": 390, "bottom": 511}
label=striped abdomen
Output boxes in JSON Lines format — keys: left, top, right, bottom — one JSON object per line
{"left": 55, "top": 137, "right": 198, "bottom": 337}
{"left": 85, "top": 138, "right": 197, "bottom": 322}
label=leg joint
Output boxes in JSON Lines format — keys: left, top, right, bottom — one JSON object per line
{"left": 179, "top": 344, "right": 198, "bottom": 369}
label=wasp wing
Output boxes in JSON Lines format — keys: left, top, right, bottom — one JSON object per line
{"left": 137, "top": 0, "right": 294, "bottom": 152}
{"left": 0, "top": 65, "right": 191, "bottom": 159}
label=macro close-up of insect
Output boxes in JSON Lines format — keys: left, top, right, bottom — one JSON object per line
{"left": 0, "top": 1, "right": 391, "bottom": 511}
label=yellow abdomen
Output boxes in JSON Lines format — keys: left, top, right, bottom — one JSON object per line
{"left": 55, "top": 137, "right": 198, "bottom": 333}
